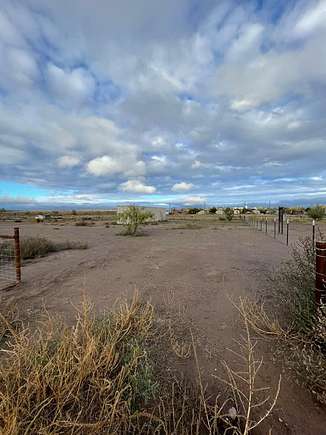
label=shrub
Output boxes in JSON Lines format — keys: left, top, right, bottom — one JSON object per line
{"left": 209, "top": 207, "right": 217, "bottom": 214}
{"left": 269, "top": 237, "right": 316, "bottom": 332}
{"left": 0, "top": 296, "right": 158, "bottom": 433}
{"left": 0, "top": 295, "right": 279, "bottom": 433}
{"left": 118, "top": 206, "right": 153, "bottom": 235}
{"left": 240, "top": 236, "right": 326, "bottom": 404}
{"left": 16, "top": 237, "right": 87, "bottom": 260}
{"left": 307, "top": 204, "right": 325, "bottom": 220}
{"left": 224, "top": 207, "right": 234, "bottom": 221}
{"left": 187, "top": 208, "right": 201, "bottom": 214}
{"left": 75, "top": 220, "right": 90, "bottom": 226}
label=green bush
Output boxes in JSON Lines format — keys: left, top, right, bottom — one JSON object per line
{"left": 224, "top": 207, "right": 234, "bottom": 221}
{"left": 307, "top": 204, "right": 325, "bottom": 220}
{"left": 187, "top": 208, "right": 201, "bottom": 214}
{"left": 118, "top": 206, "right": 153, "bottom": 235}
{"left": 209, "top": 207, "right": 217, "bottom": 214}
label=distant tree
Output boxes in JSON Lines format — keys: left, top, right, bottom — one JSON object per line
{"left": 0, "top": 208, "right": 6, "bottom": 212}
{"left": 209, "top": 207, "right": 217, "bottom": 214}
{"left": 307, "top": 204, "right": 325, "bottom": 221}
{"left": 71, "top": 210, "right": 78, "bottom": 216}
{"left": 224, "top": 207, "right": 234, "bottom": 221}
{"left": 118, "top": 206, "right": 153, "bottom": 235}
{"left": 188, "top": 208, "right": 201, "bottom": 214}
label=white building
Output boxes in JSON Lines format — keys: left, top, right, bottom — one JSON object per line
{"left": 215, "top": 208, "right": 224, "bottom": 216}
{"left": 117, "top": 206, "right": 167, "bottom": 223}
{"left": 35, "top": 214, "right": 45, "bottom": 222}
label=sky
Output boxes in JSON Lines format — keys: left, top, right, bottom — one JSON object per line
{"left": 0, "top": 0, "right": 326, "bottom": 209}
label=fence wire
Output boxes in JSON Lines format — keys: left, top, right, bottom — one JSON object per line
{"left": 0, "top": 238, "right": 17, "bottom": 290}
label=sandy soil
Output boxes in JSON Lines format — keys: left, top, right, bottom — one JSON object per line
{"left": 0, "top": 219, "right": 325, "bottom": 434}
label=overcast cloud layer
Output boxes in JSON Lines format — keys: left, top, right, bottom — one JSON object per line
{"left": 0, "top": 0, "right": 326, "bottom": 208}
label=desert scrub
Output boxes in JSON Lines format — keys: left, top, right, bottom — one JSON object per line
{"left": 18, "top": 237, "right": 87, "bottom": 260}
{"left": 268, "top": 237, "right": 316, "bottom": 332}
{"left": 118, "top": 206, "right": 153, "bottom": 236}
{"left": 0, "top": 295, "right": 157, "bottom": 434}
{"left": 0, "top": 294, "right": 280, "bottom": 434}
{"left": 238, "top": 237, "right": 326, "bottom": 403}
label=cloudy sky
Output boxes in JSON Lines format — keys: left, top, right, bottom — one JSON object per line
{"left": 0, "top": 0, "right": 326, "bottom": 209}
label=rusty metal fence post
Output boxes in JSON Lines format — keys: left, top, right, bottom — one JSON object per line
{"left": 286, "top": 219, "right": 289, "bottom": 246}
{"left": 316, "top": 241, "right": 326, "bottom": 306}
{"left": 14, "top": 227, "right": 21, "bottom": 283}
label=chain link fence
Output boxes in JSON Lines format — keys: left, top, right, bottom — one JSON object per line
{"left": 0, "top": 228, "right": 21, "bottom": 290}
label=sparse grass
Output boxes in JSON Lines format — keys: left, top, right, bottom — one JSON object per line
{"left": 0, "top": 306, "right": 22, "bottom": 348}
{"left": 0, "top": 294, "right": 279, "bottom": 434}
{"left": 75, "top": 220, "right": 93, "bottom": 226}
{"left": 235, "top": 235, "right": 326, "bottom": 404}
{"left": 170, "top": 223, "right": 203, "bottom": 230}
{"left": 268, "top": 237, "right": 316, "bottom": 332}
{"left": 14, "top": 237, "right": 87, "bottom": 260}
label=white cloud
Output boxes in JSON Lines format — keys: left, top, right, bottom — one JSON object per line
{"left": 120, "top": 179, "right": 156, "bottom": 194}
{"left": 171, "top": 181, "right": 194, "bottom": 192}
{"left": 57, "top": 155, "right": 80, "bottom": 168}
{"left": 87, "top": 156, "right": 122, "bottom": 176}
{"left": 1, "top": 0, "right": 326, "bottom": 206}
{"left": 182, "top": 195, "right": 206, "bottom": 205}
{"left": 87, "top": 155, "right": 146, "bottom": 177}
{"left": 294, "top": 0, "right": 326, "bottom": 37}
{"left": 47, "top": 64, "right": 95, "bottom": 104}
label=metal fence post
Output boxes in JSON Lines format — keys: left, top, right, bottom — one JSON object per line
{"left": 286, "top": 219, "right": 289, "bottom": 246}
{"left": 265, "top": 218, "right": 268, "bottom": 234}
{"left": 14, "top": 227, "right": 21, "bottom": 283}
{"left": 312, "top": 220, "right": 316, "bottom": 248}
{"left": 274, "top": 218, "right": 276, "bottom": 239}
{"left": 316, "top": 241, "right": 326, "bottom": 306}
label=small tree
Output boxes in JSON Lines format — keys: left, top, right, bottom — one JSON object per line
{"left": 118, "top": 206, "right": 153, "bottom": 235}
{"left": 307, "top": 204, "right": 325, "bottom": 221}
{"left": 188, "top": 208, "right": 201, "bottom": 214}
{"left": 209, "top": 207, "right": 217, "bottom": 214}
{"left": 224, "top": 207, "right": 234, "bottom": 221}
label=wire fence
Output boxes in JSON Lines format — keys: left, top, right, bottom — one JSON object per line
{"left": 0, "top": 228, "right": 21, "bottom": 290}
{"left": 241, "top": 215, "right": 323, "bottom": 247}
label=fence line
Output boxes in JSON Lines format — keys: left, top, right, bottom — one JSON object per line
{"left": 0, "top": 227, "right": 21, "bottom": 290}
{"left": 241, "top": 214, "right": 320, "bottom": 247}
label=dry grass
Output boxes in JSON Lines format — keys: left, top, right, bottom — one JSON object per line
{"left": 236, "top": 297, "right": 326, "bottom": 404}
{"left": 213, "top": 315, "right": 281, "bottom": 435}
{"left": 0, "top": 294, "right": 157, "bottom": 434}
{"left": 267, "top": 237, "right": 316, "bottom": 332}
{"left": 17, "top": 237, "right": 88, "bottom": 260}
{"left": 0, "top": 293, "right": 280, "bottom": 434}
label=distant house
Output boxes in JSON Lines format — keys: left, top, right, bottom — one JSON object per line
{"left": 117, "top": 206, "right": 167, "bottom": 223}
{"left": 35, "top": 214, "right": 45, "bottom": 222}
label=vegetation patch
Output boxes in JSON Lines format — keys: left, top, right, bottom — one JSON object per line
{"left": 118, "top": 206, "right": 153, "bottom": 236}
{"left": 0, "top": 237, "right": 88, "bottom": 261}
{"left": 238, "top": 236, "right": 326, "bottom": 404}
{"left": 0, "top": 294, "right": 279, "bottom": 434}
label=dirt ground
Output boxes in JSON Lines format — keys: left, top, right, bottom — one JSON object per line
{"left": 1, "top": 217, "right": 325, "bottom": 434}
